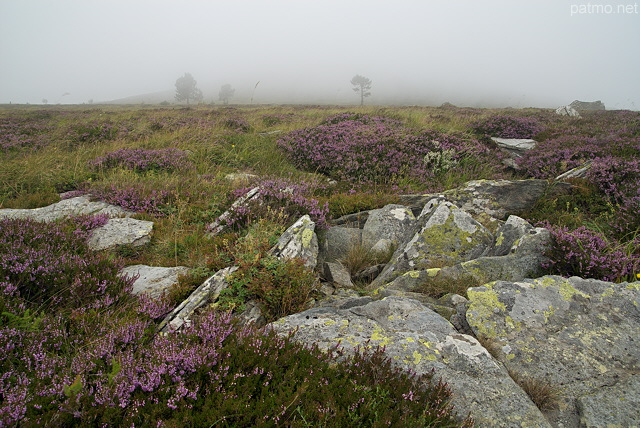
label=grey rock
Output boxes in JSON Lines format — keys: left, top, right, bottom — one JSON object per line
{"left": 466, "top": 276, "right": 640, "bottom": 427}
{"left": 556, "top": 105, "right": 581, "bottom": 117}
{"left": 398, "top": 179, "right": 573, "bottom": 221}
{"left": 373, "top": 215, "right": 550, "bottom": 302}
{"left": 121, "top": 264, "right": 190, "bottom": 299}
{"left": 576, "top": 374, "right": 640, "bottom": 428}
{"left": 555, "top": 162, "right": 592, "bottom": 181}
{"left": 371, "top": 199, "right": 493, "bottom": 288}
{"left": 330, "top": 211, "right": 370, "bottom": 228}
{"left": 317, "top": 226, "right": 362, "bottom": 264}
{"left": 224, "top": 172, "right": 258, "bottom": 183}
{"left": 570, "top": 100, "right": 605, "bottom": 112}
{"left": 491, "top": 215, "right": 546, "bottom": 256}
{"left": 490, "top": 137, "right": 536, "bottom": 157}
{"left": 361, "top": 204, "right": 416, "bottom": 250}
{"left": 369, "top": 238, "right": 394, "bottom": 254}
{"left": 352, "top": 263, "right": 385, "bottom": 283}
{"left": 235, "top": 299, "right": 266, "bottom": 328}
{"left": 87, "top": 217, "right": 154, "bottom": 251}
{"left": 158, "top": 266, "right": 238, "bottom": 333}
{"left": 0, "top": 196, "right": 132, "bottom": 221}
{"left": 271, "top": 297, "right": 550, "bottom": 426}
{"left": 441, "top": 179, "right": 554, "bottom": 220}
{"left": 323, "top": 262, "right": 354, "bottom": 288}
{"left": 207, "top": 186, "right": 261, "bottom": 237}
{"left": 268, "top": 215, "right": 318, "bottom": 269}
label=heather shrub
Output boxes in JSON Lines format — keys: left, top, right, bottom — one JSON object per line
{"left": 221, "top": 116, "right": 251, "bottom": 132}
{"left": 91, "top": 184, "right": 173, "bottom": 217}
{"left": 540, "top": 223, "right": 639, "bottom": 282}
{"left": 0, "top": 216, "right": 131, "bottom": 308}
{"left": 470, "top": 115, "right": 544, "bottom": 139}
{"left": 0, "top": 213, "right": 465, "bottom": 427}
{"left": 261, "top": 113, "right": 293, "bottom": 127}
{"left": 73, "top": 122, "right": 119, "bottom": 142}
{"left": 320, "top": 111, "right": 404, "bottom": 127}
{"left": 277, "top": 115, "right": 493, "bottom": 187}
{"left": 0, "top": 116, "right": 52, "bottom": 151}
{"left": 217, "top": 178, "right": 329, "bottom": 231}
{"left": 90, "top": 148, "right": 193, "bottom": 173}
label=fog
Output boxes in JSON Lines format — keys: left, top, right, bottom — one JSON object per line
{"left": 1, "top": 0, "right": 639, "bottom": 109}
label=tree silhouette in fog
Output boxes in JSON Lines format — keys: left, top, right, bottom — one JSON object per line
{"left": 350, "top": 75, "right": 372, "bottom": 106}
{"left": 175, "top": 73, "right": 203, "bottom": 105}
{"left": 219, "top": 84, "right": 235, "bottom": 105}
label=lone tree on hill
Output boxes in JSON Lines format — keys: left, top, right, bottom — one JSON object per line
{"left": 175, "top": 73, "right": 203, "bottom": 105}
{"left": 351, "top": 74, "right": 372, "bottom": 106}
{"left": 218, "top": 84, "right": 235, "bottom": 105}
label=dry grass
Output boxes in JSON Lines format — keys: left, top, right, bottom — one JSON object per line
{"left": 339, "top": 241, "right": 397, "bottom": 277}
{"left": 508, "top": 370, "right": 563, "bottom": 411}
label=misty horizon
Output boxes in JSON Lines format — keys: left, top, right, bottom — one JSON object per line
{"left": 1, "top": 0, "right": 639, "bottom": 110}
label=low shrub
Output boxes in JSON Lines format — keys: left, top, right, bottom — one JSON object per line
{"left": 277, "top": 114, "right": 494, "bottom": 187}
{"left": 90, "top": 148, "right": 193, "bottom": 173}
{"left": 221, "top": 116, "right": 251, "bottom": 132}
{"left": 73, "top": 122, "right": 120, "bottom": 143}
{"left": 470, "top": 115, "right": 544, "bottom": 139}
{"left": 0, "top": 213, "right": 466, "bottom": 427}
{"left": 222, "top": 255, "right": 318, "bottom": 322}
{"left": 0, "top": 215, "right": 130, "bottom": 308}
{"left": 0, "top": 116, "right": 52, "bottom": 151}
{"left": 91, "top": 184, "right": 173, "bottom": 217}
{"left": 540, "top": 222, "right": 639, "bottom": 282}
{"left": 216, "top": 178, "right": 329, "bottom": 231}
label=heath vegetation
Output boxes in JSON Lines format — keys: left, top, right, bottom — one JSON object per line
{"left": 1, "top": 103, "right": 639, "bottom": 425}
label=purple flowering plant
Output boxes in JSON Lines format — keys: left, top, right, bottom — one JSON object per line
{"left": 90, "top": 148, "right": 193, "bottom": 173}
{"left": 0, "top": 215, "right": 465, "bottom": 426}
{"left": 219, "top": 177, "right": 330, "bottom": 231}
{"left": 471, "top": 115, "right": 544, "bottom": 139}
{"left": 277, "top": 113, "right": 498, "bottom": 187}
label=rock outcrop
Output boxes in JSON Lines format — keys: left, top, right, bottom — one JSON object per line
{"left": 87, "top": 217, "right": 154, "bottom": 251}
{"left": 268, "top": 214, "right": 318, "bottom": 269}
{"left": 570, "top": 100, "right": 606, "bottom": 112}
{"left": 0, "top": 195, "right": 132, "bottom": 221}
{"left": 490, "top": 137, "right": 537, "bottom": 169}
{"left": 272, "top": 275, "right": 640, "bottom": 426}
{"left": 162, "top": 215, "right": 320, "bottom": 332}
{"left": 271, "top": 296, "right": 551, "bottom": 426}
{"left": 466, "top": 276, "right": 640, "bottom": 427}
{"left": 555, "top": 105, "right": 581, "bottom": 117}
{"left": 158, "top": 266, "right": 239, "bottom": 333}
{"left": 0, "top": 196, "right": 153, "bottom": 251}
{"left": 122, "top": 264, "right": 190, "bottom": 299}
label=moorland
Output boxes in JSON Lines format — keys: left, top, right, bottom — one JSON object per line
{"left": 1, "top": 103, "right": 638, "bottom": 426}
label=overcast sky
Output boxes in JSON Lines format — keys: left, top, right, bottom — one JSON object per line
{"left": 1, "top": 0, "right": 639, "bottom": 108}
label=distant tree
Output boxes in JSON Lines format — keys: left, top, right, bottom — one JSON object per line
{"left": 351, "top": 75, "right": 372, "bottom": 106}
{"left": 218, "top": 84, "right": 235, "bottom": 105}
{"left": 42, "top": 99, "right": 48, "bottom": 105}
{"left": 175, "top": 73, "right": 203, "bottom": 105}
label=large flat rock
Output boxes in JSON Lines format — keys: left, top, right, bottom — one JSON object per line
{"left": 0, "top": 196, "right": 132, "bottom": 221}
{"left": 121, "top": 264, "right": 190, "bottom": 299}
{"left": 271, "top": 296, "right": 550, "bottom": 426}
{"left": 466, "top": 276, "right": 640, "bottom": 427}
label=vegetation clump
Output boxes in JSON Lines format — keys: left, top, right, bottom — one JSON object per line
{"left": 0, "top": 214, "right": 465, "bottom": 427}
{"left": 2, "top": 103, "right": 640, "bottom": 426}
{"left": 90, "top": 147, "right": 193, "bottom": 173}
{"left": 470, "top": 115, "right": 544, "bottom": 139}
{"left": 277, "top": 113, "right": 502, "bottom": 189}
